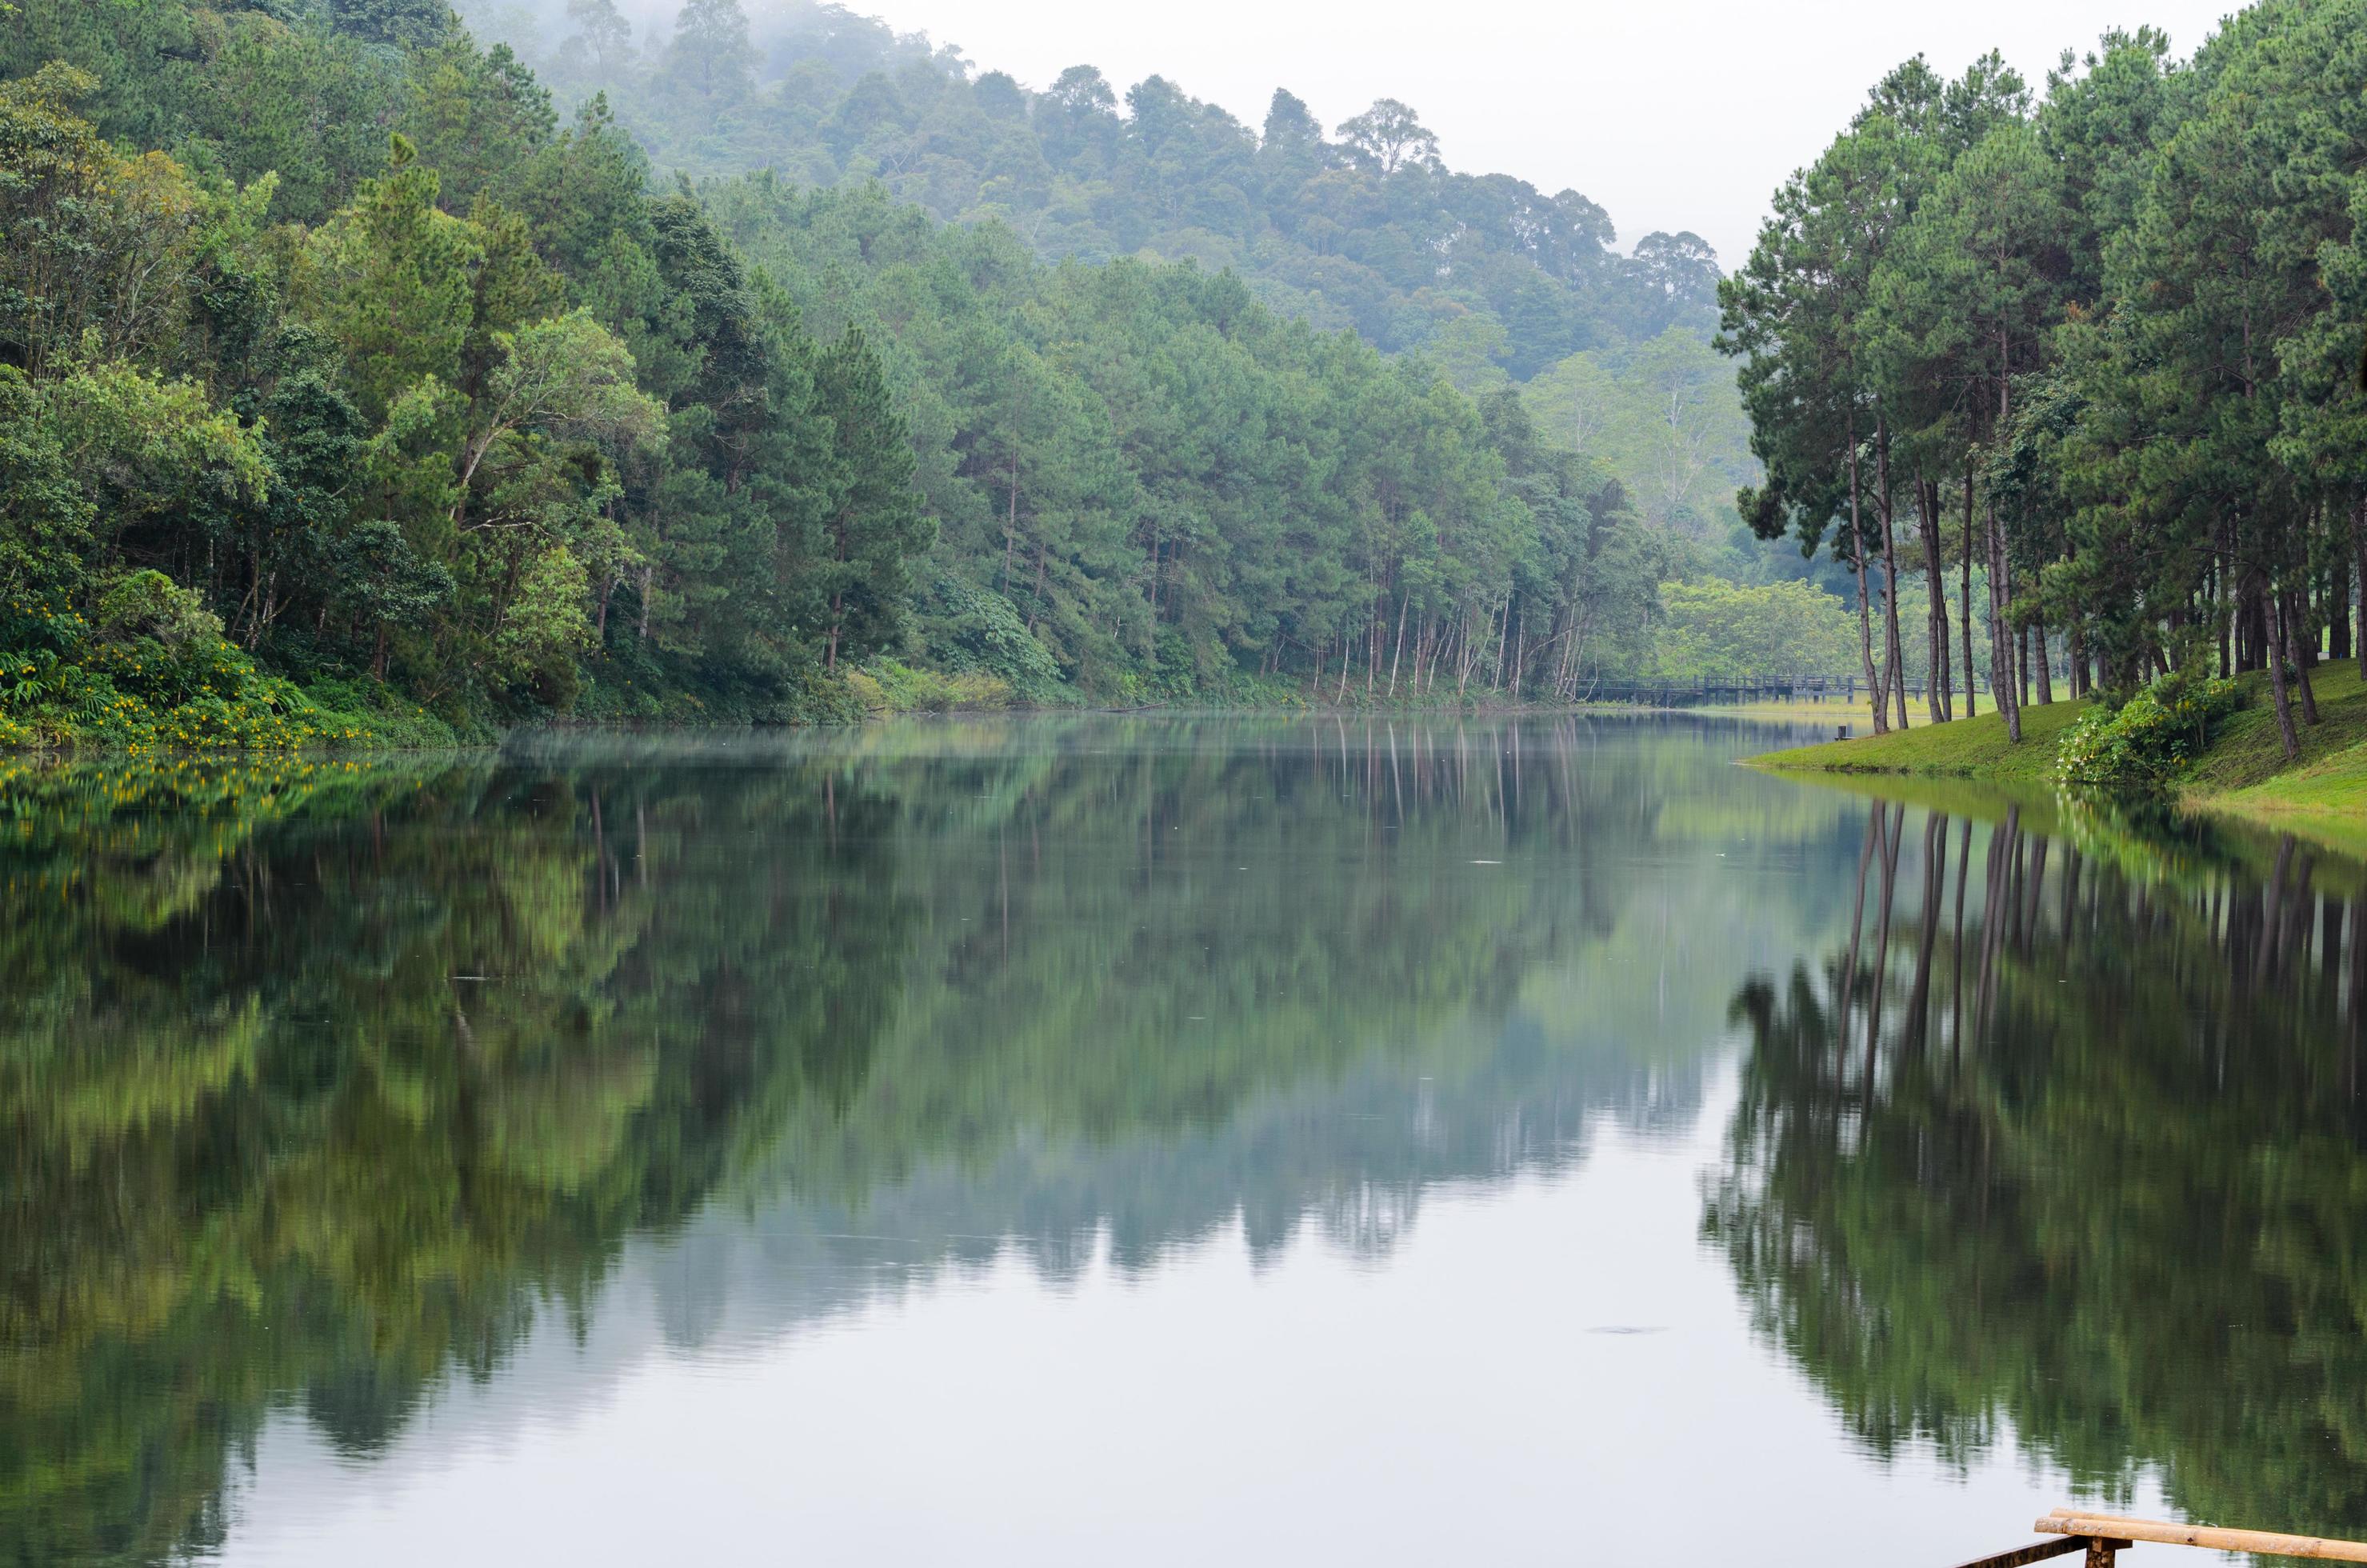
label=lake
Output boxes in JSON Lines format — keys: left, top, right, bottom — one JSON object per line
{"left": 6, "top": 715, "right": 2363, "bottom": 1565}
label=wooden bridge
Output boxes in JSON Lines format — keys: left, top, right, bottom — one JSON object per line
{"left": 1574, "top": 673, "right": 1989, "bottom": 707}
{"left": 1952, "top": 1510, "right": 2367, "bottom": 1567}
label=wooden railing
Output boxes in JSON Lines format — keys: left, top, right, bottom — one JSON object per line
{"left": 1576, "top": 675, "right": 1851, "bottom": 705}
{"left": 1951, "top": 1510, "right": 2367, "bottom": 1567}
{"left": 1571, "top": 672, "right": 1993, "bottom": 706}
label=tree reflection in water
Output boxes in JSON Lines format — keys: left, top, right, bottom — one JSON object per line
{"left": 1711, "top": 792, "right": 2367, "bottom": 1538}
{"left": 2, "top": 717, "right": 1811, "bottom": 1564}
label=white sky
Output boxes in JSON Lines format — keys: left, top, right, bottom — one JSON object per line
{"left": 859, "top": 0, "right": 2241, "bottom": 268}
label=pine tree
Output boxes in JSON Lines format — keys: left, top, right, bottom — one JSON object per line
{"left": 813, "top": 326, "right": 929, "bottom": 672}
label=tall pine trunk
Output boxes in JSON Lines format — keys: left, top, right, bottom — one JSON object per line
{"left": 1960, "top": 464, "right": 1978, "bottom": 719}
{"left": 1386, "top": 591, "right": 1409, "bottom": 698}
{"left": 2332, "top": 554, "right": 2353, "bottom": 663}
{"left": 2258, "top": 571, "right": 2299, "bottom": 759}
{"left": 2355, "top": 498, "right": 2367, "bottom": 682}
{"left": 1985, "top": 500, "right": 2021, "bottom": 743}
{"left": 1921, "top": 475, "right": 1951, "bottom": 722}
{"left": 2286, "top": 588, "right": 2320, "bottom": 726}
{"left": 1846, "top": 414, "right": 1888, "bottom": 734}
{"left": 1877, "top": 421, "right": 1908, "bottom": 730}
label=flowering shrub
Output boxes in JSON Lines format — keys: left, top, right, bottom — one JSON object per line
{"left": 2056, "top": 669, "right": 2241, "bottom": 786}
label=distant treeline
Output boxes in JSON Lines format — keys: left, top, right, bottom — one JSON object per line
{"left": 454, "top": 0, "right": 1722, "bottom": 374}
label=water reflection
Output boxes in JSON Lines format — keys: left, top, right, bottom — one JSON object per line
{"left": 1709, "top": 790, "right": 2367, "bottom": 1538}
{"left": 2, "top": 751, "right": 910, "bottom": 1564}
{"left": 2, "top": 717, "right": 1839, "bottom": 1565}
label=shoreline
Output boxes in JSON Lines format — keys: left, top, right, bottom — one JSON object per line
{"left": 0, "top": 696, "right": 1853, "bottom": 763}
{"left": 1745, "top": 665, "right": 2367, "bottom": 857}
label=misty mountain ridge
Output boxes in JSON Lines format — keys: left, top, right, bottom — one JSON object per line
{"left": 451, "top": 0, "right": 1725, "bottom": 382}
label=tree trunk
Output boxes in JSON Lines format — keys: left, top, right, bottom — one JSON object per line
{"left": 1960, "top": 462, "right": 1978, "bottom": 718}
{"left": 2333, "top": 552, "right": 2354, "bottom": 663}
{"left": 1877, "top": 420, "right": 1908, "bottom": 730}
{"left": 2357, "top": 498, "right": 2367, "bottom": 682}
{"left": 1985, "top": 501, "right": 2021, "bottom": 743}
{"left": 1991, "top": 334, "right": 2020, "bottom": 745}
{"left": 2261, "top": 573, "right": 2299, "bottom": 759}
{"left": 254, "top": 570, "right": 278, "bottom": 652}
{"left": 1386, "top": 591, "right": 1409, "bottom": 698}
{"left": 2287, "top": 588, "right": 2320, "bottom": 726}
{"left": 2239, "top": 580, "right": 2267, "bottom": 671}
{"left": 2215, "top": 554, "right": 2232, "bottom": 678}
{"left": 2348, "top": 499, "right": 2367, "bottom": 686}
{"left": 1853, "top": 537, "right": 1883, "bottom": 732}
{"left": 1921, "top": 475, "right": 1950, "bottom": 722}
{"left": 2297, "top": 567, "right": 2317, "bottom": 669}
{"left": 1000, "top": 448, "right": 1021, "bottom": 595}
{"left": 1845, "top": 414, "right": 1887, "bottom": 734}
{"left": 1493, "top": 598, "right": 1513, "bottom": 694}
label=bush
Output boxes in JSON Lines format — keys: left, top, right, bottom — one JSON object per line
{"left": 2057, "top": 668, "right": 2241, "bottom": 786}
{"left": 909, "top": 573, "right": 1064, "bottom": 699}
{"left": 846, "top": 659, "right": 1015, "bottom": 715}
{"left": 94, "top": 570, "right": 223, "bottom": 648}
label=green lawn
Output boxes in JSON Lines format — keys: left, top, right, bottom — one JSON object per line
{"left": 2177, "top": 662, "right": 2367, "bottom": 798}
{"left": 1749, "top": 694, "right": 2092, "bottom": 785}
{"left": 1750, "top": 662, "right": 2367, "bottom": 838}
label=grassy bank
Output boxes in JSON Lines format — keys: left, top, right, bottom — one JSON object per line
{"left": 1751, "top": 663, "right": 2367, "bottom": 842}
{"left": 1748, "top": 694, "right": 2092, "bottom": 784}
{"left": 1694, "top": 694, "right": 1950, "bottom": 726}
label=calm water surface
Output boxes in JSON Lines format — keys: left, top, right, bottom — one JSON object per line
{"left": 6, "top": 715, "right": 2365, "bottom": 1564}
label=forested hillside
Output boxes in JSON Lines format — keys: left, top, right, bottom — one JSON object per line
{"left": 2, "top": 0, "right": 934, "bottom": 741}
{"left": 1722, "top": 2, "right": 2367, "bottom": 749}
{"left": 0, "top": 0, "right": 1706, "bottom": 745}
{"left": 0, "top": 0, "right": 1848, "bottom": 746}
{"left": 455, "top": 0, "right": 1792, "bottom": 562}
{"left": 451, "top": 0, "right": 1721, "bottom": 374}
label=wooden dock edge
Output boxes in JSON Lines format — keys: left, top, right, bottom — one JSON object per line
{"left": 2024, "top": 1508, "right": 2367, "bottom": 1564}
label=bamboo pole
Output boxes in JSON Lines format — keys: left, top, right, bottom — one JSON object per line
{"left": 2039, "top": 1511, "right": 2367, "bottom": 1563}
